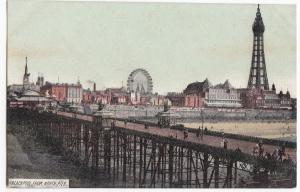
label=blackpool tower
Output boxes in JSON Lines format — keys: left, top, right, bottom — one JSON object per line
{"left": 247, "top": 5, "right": 269, "bottom": 90}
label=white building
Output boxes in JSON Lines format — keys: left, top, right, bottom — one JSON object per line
{"left": 205, "top": 80, "right": 242, "bottom": 108}
{"left": 67, "top": 84, "right": 83, "bottom": 103}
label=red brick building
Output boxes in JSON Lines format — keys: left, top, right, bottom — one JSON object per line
{"left": 82, "top": 86, "right": 129, "bottom": 105}
{"left": 166, "top": 92, "right": 184, "bottom": 107}
{"left": 183, "top": 78, "right": 211, "bottom": 108}
{"left": 41, "top": 82, "right": 67, "bottom": 102}
{"left": 41, "top": 82, "right": 83, "bottom": 103}
{"left": 83, "top": 89, "right": 110, "bottom": 104}
{"left": 106, "top": 87, "right": 128, "bottom": 105}
{"left": 238, "top": 86, "right": 292, "bottom": 109}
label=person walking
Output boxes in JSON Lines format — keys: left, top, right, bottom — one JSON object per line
{"left": 253, "top": 144, "right": 259, "bottom": 156}
{"left": 281, "top": 142, "right": 286, "bottom": 156}
{"left": 184, "top": 130, "right": 188, "bottom": 139}
{"left": 223, "top": 138, "right": 228, "bottom": 149}
{"left": 258, "top": 140, "right": 264, "bottom": 157}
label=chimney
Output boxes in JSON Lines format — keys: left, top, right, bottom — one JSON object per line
{"left": 93, "top": 83, "right": 96, "bottom": 92}
{"left": 41, "top": 76, "right": 44, "bottom": 86}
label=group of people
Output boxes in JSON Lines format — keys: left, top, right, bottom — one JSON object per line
{"left": 127, "top": 121, "right": 293, "bottom": 165}
{"left": 252, "top": 140, "right": 264, "bottom": 157}
{"left": 183, "top": 129, "right": 188, "bottom": 139}
{"left": 252, "top": 140, "right": 292, "bottom": 163}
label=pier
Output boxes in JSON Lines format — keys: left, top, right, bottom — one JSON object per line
{"left": 7, "top": 108, "right": 296, "bottom": 188}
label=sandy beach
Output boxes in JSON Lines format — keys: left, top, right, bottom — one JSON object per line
{"left": 183, "top": 121, "right": 296, "bottom": 141}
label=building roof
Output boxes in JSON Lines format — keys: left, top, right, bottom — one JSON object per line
{"left": 167, "top": 92, "right": 184, "bottom": 96}
{"left": 184, "top": 78, "right": 212, "bottom": 95}
{"left": 22, "top": 89, "right": 41, "bottom": 97}
{"left": 106, "top": 87, "right": 127, "bottom": 94}
{"left": 15, "top": 96, "right": 51, "bottom": 102}
{"left": 213, "top": 80, "right": 234, "bottom": 89}
{"left": 43, "top": 82, "right": 82, "bottom": 88}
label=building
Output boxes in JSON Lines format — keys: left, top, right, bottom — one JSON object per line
{"left": 140, "top": 95, "right": 151, "bottom": 105}
{"left": 67, "top": 83, "right": 83, "bottom": 103}
{"left": 8, "top": 57, "right": 40, "bottom": 96}
{"left": 36, "top": 73, "right": 45, "bottom": 87}
{"left": 183, "top": 79, "right": 242, "bottom": 108}
{"left": 107, "top": 87, "right": 128, "bottom": 105}
{"left": 8, "top": 89, "right": 55, "bottom": 109}
{"left": 82, "top": 83, "right": 129, "bottom": 105}
{"left": 130, "top": 89, "right": 141, "bottom": 105}
{"left": 82, "top": 83, "right": 109, "bottom": 104}
{"left": 166, "top": 92, "right": 185, "bottom": 107}
{"left": 151, "top": 94, "right": 165, "bottom": 106}
{"left": 7, "top": 58, "right": 55, "bottom": 110}
{"left": 206, "top": 80, "right": 242, "bottom": 108}
{"left": 41, "top": 82, "right": 67, "bottom": 102}
{"left": 41, "top": 82, "right": 83, "bottom": 104}
{"left": 129, "top": 83, "right": 153, "bottom": 105}
{"left": 183, "top": 78, "right": 211, "bottom": 108}
{"left": 151, "top": 94, "right": 171, "bottom": 106}
{"left": 83, "top": 89, "right": 110, "bottom": 105}
{"left": 239, "top": 87, "right": 292, "bottom": 110}
{"left": 7, "top": 84, "right": 25, "bottom": 96}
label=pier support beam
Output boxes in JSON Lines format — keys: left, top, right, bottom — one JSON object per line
{"left": 214, "top": 156, "right": 220, "bottom": 188}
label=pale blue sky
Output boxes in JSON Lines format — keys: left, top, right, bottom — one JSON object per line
{"left": 7, "top": 1, "right": 296, "bottom": 96}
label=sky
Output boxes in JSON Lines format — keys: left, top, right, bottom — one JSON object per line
{"left": 7, "top": 1, "right": 296, "bottom": 97}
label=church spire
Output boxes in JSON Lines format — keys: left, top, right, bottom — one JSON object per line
{"left": 25, "top": 56, "right": 28, "bottom": 75}
{"left": 23, "top": 56, "right": 30, "bottom": 86}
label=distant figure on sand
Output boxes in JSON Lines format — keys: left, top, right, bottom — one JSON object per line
{"left": 223, "top": 138, "right": 228, "bottom": 149}
{"left": 253, "top": 144, "right": 259, "bottom": 156}
{"left": 258, "top": 140, "right": 264, "bottom": 157}
{"left": 221, "top": 138, "right": 228, "bottom": 149}
{"left": 184, "top": 130, "right": 188, "bottom": 139}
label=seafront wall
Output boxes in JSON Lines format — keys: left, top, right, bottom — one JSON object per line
{"left": 104, "top": 105, "right": 296, "bottom": 120}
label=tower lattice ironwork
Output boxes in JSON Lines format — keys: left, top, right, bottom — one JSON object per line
{"left": 247, "top": 5, "right": 269, "bottom": 90}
